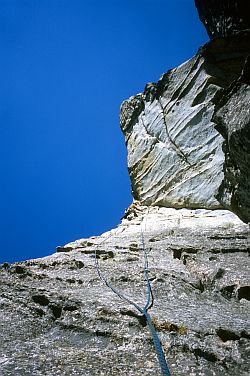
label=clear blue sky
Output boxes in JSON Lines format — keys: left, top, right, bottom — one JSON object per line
{"left": 0, "top": 0, "right": 207, "bottom": 263}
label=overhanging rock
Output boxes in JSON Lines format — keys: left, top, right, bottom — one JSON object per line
{"left": 120, "top": 35, "right": 249, "bottom": 211}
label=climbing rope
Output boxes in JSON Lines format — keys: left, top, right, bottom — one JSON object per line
{"left": 140, "top": 213, "right": 171, "bottom": 376}
{"left": 94, "top": 209, "right": 171, "bottom": 376}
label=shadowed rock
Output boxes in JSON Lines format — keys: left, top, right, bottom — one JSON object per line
{"left": 195, "top": 0, "right": 250, "bottom": 39}
{"left": 214, "top": 56, "right": 250, "bottom": 223}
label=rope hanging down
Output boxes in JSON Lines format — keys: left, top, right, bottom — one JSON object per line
{"left": 95, "top": 212, "right": 171, "bottom": 376}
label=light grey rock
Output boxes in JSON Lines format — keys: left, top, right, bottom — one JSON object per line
{"left": 120, "top": 33, "right": 250, "bottom": 216}
{"left": 0, "top": 207, "right": 249, "bottom": 375}
{"left": 121, "top": 53, "right": 225, "bottom": 209}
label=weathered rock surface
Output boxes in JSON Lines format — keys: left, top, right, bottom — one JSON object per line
{"left": 1, "top": 3, "right": 249, "bottom": 376}
{"left": 213, "top": 56, "right": 250, "bottom": 223}
{"left": 192, "top": 2, "right": 250, "bottom": 225}
{"left": 195, "top": 0, "right": 250, "bottom": 39}
{"left": 1, "top": 207, "right": 249, "bottom": 375}
{"left": 120, "top": 33, "right": 250, "bottom": 213}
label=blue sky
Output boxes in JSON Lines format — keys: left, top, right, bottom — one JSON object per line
{"left": 0, "top": 0, "right": 208, "bottom": 263}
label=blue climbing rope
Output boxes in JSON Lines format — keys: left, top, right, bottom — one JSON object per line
{"left": 144, "top": 310, "right": 171, "bottom": 376}
{"left": 95, "top": 212, "right": 171, "bottom": 376}
{"left": 140, "top": 213, "right": 171, "bottom": 376}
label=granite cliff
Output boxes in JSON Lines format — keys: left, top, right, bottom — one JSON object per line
{"left": 120, "top": 2, "right": 250, "bottom": 222}
{"left": 0, "top": 1, "right": 249, "bottom": 375}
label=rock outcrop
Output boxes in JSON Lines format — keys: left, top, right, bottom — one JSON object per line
{"left": 195, "top": 0, "right": 250, "bottom": 39}
{"left": 1, "top": 2, "right": 249, "bottom": 376}
{"left": 194, "top": 0, "right": 250, "bottom": 223}
{"left": 1, "top": 208, "right": 249, "bottom": 375}
{"left": 120, "top": 34, "right": 249, "bottom": 213}
{"left": 213, "top": 56, "right": 250, "bottom": 223}
{"left": 120, "top": 51, "right": 225, "bottom": 210}
{"left": 121, "top": 5, "right": 250, "bottom": 222}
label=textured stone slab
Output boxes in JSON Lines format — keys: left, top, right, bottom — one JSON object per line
{"left": 0, "top": 207, "right": 249, "bottom": 375}
{"left": 120, "top": 34, "right": 250, "bottom": 215}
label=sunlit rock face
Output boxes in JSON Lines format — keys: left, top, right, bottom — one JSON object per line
{"left": 121, "top": 30, "right": 250, "bottom": 221}
{"left": 120, "top": 38, "right": 248, "bottom": 211}
{"left": 1, "top": 2, "right": 249, "bottom": 375}
{"left": 120, "top": 50, "right": 225, "bottom": 209}
{"left": 1, "top": 207, "right": 249, "bottom": 375}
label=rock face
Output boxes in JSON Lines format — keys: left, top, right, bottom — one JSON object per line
{"left": 1, "top": 2, "right": 250, "bottom": 376}
{"left": 120, "top": 52, "right": 225, "bottom": 209}
{"left": 1, "top": 207, "right": 249, "bottom": 375}
{"left": 194, "top": 0, "right": 250, "bottom": 223}
{"left": 121, "top": 0, "right": 250, "bottom": 222}
{"left": 213, "top": 56, "right": 250, "bottom": 223}
{"left": 120, "top": 33, "right": 250, "bottom": 214}
{"left": 195, "top": 0, "right": 250, "bottom": 39}
{"left": 192, "top": 0, "right": 250, "bottom": 222}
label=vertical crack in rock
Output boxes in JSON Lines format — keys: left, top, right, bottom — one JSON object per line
{"left": 158, "top": 98, "right": 192, "bottom": 166}
{"left": 120, "top": 50, "right": 227, "bottom": 209}
{"left": 121, "top": 31, "right": 250, "bottom": 216}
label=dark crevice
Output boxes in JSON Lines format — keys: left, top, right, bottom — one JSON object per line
{"left": 208, "top": 234, "right": 248, "bottom": 240}
{"left": 217, "top": 328, "right": 240, "bottom": 342}
{"left": 64, "top": 304, "right": 79, "bottom": 312}
{"left": 211, "top": 247, "right": 250, "bottom": 254}
{"left": 196, "top": 280, "right": 205, "bottom": 293}
{"left": 171, "top": 246, "right": 199, "bottom": 258}
{"left": 15, "top": 265, "right": 27, "bottom": 274}
{"left": 237, "top": 286, "right": 250, "bottom": 301}
{"left": 50, "top": 304, "right": 62, "bottom": 319}
{"left": 220, "top": 285, "right": 236, "bottom": 299}
{"left": 33, "top": 307, "right": 45, "bottom": 317}
{"left": 56, "top": 246, "right": 73, "bottom": 253}
{"left": 120, "top": 308, "right": 147, "bottom": 327}
{"left": 181, "top": 344, "right": 220, "bottom": 363}
{"left": 193, "top": 348, "right": 219, "bottom": 362}
{"left": 241, "top": 330, "right": 250, "bottom": 339}
{"left": 173, "top": 249, "right": 182, "bottom": 260}
{"left": 95, "top": 330, "right": 113, "bottom": 338}
{"left": 214, "top": 268, "right": 225, "bottom": 279}
{"left": 66, "top": 278, "right": 76, "bottom": 284}
{"left": 32, "top": 294, "right": 50, "bottom": 306}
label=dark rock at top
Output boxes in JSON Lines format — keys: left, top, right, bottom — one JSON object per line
{"left": 195, "top": 0, "right": 250, "bottom": 39}
{"left": 120, "top": 31, "right": 250, "bottom": 221}
{"left": 213, "top": 55, "right": 250, "bottom": 223}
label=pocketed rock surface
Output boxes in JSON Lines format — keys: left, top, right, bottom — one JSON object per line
{"left": 1, "top": 207, "right": 249, "bottom": 375}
